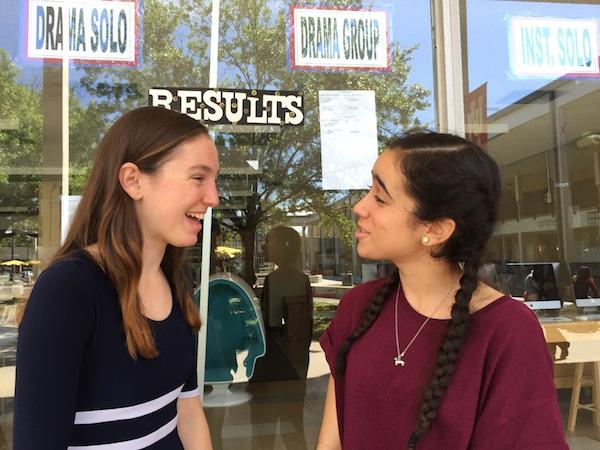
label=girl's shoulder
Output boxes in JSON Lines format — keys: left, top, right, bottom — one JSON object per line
{"left": 29, "top": 250, "right": 111, "bottom": 311}
{"left": 38, "top": 250, "right": 105, "bottom": 287}
{"left": 21, "top": 250, "right": 105, "bottom": 334}
{"left": 469, "top": 291, "right": 544, "bottom": 344}
{"left": 337, "top": 278, "right": 391, "bottom": 317}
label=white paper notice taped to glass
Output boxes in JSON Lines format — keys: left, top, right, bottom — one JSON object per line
{"left": 318, "top": 90, "right": 378, "bottom": 190}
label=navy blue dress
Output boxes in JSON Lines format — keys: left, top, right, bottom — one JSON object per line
{"left": 14, "top": 250, "right": 198, "bottom": 449}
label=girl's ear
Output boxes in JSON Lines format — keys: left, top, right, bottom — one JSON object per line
{"left": 424, "top": 218, "right": 456, "bottom": 247}
{"left": 118, "top": 162, "right": 144, "bottom": 200}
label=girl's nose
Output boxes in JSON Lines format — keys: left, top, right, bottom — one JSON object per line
{"left": 205, "top": 181, "right": 220, "bottom": 208}
{"left": 352, "top": 195, "right": 368, "bottom": 217}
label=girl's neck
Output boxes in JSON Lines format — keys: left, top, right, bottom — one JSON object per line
{"left": 396, "top": 258, "right": 461, "bottom": 318}
{"left": 140, "top": 241, "right": 166, "bottom": 280}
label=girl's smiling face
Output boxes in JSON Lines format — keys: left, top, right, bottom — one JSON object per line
{"left": 135, "top": 133, "right": 220, "bottom": 250}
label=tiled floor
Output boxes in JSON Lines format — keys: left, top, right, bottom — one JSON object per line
{"left": 558, "top": 389, "right": 599, "bottom": 450}
{"left": 205, "top": 376, "right": 326, "bottom": 449}
{"left": 0, "top": 344, "right": 599, "bottom": 449}
{"left": 205, "top": 380, "right": 599, "bottom": 449}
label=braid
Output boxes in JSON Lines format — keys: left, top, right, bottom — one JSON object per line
{"left": 407, "top": 259, "right": 480, "bottom": 449}
{"left": 336, "top": 270, "right": 400, "bottom": 376}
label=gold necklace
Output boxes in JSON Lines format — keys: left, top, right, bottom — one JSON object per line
{"left": 393, "top": 284, "right": 456, "bottom": 367}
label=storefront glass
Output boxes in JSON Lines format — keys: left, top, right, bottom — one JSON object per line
{"left": 466, "top": 0, "right": 600, "bottom": 444}
{"left": 2, "top": 0, "right": 600, "bottom": 448}
{"left": 0, "top": 0, "right": 434, "bottom": 447}
{"left": 198, "top": 1, "right": 434, "bottom": 447}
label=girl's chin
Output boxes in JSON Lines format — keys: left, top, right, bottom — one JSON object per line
{"left": 357, "top": 247, "right": 391, "bottom": 262}
{"left": 168, "top": 234, "right": 199, "bottom": 249}
{"left": 356, "top": 246, "right": 378, "bottom": 261}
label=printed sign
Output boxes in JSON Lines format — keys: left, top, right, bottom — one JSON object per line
{"left": 148, "top": 87, "right": 304, "bottom": 126}
{"left": 290, "top": 6, "right": 390, "bottom": 71}
{"left": 319, "top": 90, "right": 378, "bottom": 190}
{"left": 464, "top": 83, "right": 488, "bottom": 150}
{"left": 509, "top": 16, "right": 599, "bottom": 77}
{"left": 27, "top": 0, "right": 138, "bottom": 65}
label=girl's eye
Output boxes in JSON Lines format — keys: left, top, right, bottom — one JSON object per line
{"left": 192, "top": 177, "right": 204, "bottom": 182}
{"left": 374, "top": 195, "right": 385, "bottom": 204}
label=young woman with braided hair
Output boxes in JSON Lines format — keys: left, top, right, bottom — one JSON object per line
{"left": 317, "top": 131, "right": 567, "bottom": 449}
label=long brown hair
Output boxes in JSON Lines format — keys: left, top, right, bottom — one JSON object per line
{"left": 55, "top": 106, "right": 208, "bottom": 359}
{"left": 336, "top": 131, "right": 501, "bottom": 448}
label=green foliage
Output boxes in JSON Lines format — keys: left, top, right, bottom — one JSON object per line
{"left": 0, "top": 49, "right": 43, "bottom": 229}
{"left": 312, "top": 299, "right": 338, "bottom": 340}
{"left": 76, "top": 0, "right": 431, "bottom": 279}
{"left": 0, "top": 48, "right": 109, "bottom": 238}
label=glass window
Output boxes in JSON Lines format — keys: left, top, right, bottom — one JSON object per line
{"left": 1, "top": 0, "right": 429, "bottom": 447}
{"left": 465, "top": 1, "right": 600, "bottom": 445}
{"left": 204, "top": 1, "right": 433, "bottom": 447}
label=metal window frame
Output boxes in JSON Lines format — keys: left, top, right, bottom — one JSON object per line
{"left": 431, "top": 0, "right": 466, "bottom": 136}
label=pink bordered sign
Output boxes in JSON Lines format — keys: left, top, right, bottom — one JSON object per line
{"left": 289, "top": 4, "right": 391, "bottom": 72}
{"left": 25, "top": 0, "right": 139, "bottom": 66}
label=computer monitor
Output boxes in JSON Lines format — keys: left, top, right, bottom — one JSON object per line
{"left": 502, "top": 262, "right": 562, "bottom": 314}
{"left": 575, "top": 297, "right": 600, "bottom": 309}
{"left": 572, "top": 264, "right": 600, "bottom": 313}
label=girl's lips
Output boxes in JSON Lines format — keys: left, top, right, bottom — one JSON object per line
{"left": 355, "top": 226, "right": 369, "bottom": 239}
{"left": 186, "top": 215, "right": 203, "bottom": 230}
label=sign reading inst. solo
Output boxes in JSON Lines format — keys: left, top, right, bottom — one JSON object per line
{"left": 509, "top": 16, "right": 599, "bottom": 77}
{"left": 149, "top": 87, "right": 304, "bottom": 126}
{"left": 27, "top": 0, "right": 138, "bottom": 65}
{"left": 290, "top": 6, "right": 390, "bottom": 71}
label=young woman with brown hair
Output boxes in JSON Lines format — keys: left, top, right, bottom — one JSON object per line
{"left": 317, "top": 132, "right": 567, "bottom": 449}
{"left": 14, "top": 106, "right": 218, "bottom": 449}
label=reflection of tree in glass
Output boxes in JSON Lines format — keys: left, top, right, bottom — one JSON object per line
{"left": 0, "top": 49, "right": 42, "bottom": 232}
{"left": 0, "top": 49, "right": 105, "bottom": 238}
{"left": 78, "top": 0, "right": 431, "bottom": 283}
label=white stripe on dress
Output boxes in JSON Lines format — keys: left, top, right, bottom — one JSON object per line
{"left": 68, "top": 415, "right": 178, "bottom": 450}
{"left": 178, "top": 387, "right": 199, "bottom": 398}
{"left": 74, "top": 384, "right": 184, "bottom": 424}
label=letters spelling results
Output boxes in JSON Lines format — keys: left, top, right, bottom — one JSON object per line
{"left": 148, "top": 88, "right": 305, "bottom": 126}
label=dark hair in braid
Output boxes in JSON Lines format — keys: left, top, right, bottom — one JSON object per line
{"left": 336, "top": 270, "right": 400, "bottom": 376}
{"left": 335, "top": 130, "right": 501, "bottom": 448}
{"left": 399, "top": 131, "right": 500, "bottom": 448}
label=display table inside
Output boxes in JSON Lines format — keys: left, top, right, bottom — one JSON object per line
{"left": 541, "top": 319, "right": 600, "bottom": 439}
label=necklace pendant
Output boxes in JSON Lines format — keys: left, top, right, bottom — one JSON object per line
{"left": 394, "top": 355, "right": 405, "bottom": 367}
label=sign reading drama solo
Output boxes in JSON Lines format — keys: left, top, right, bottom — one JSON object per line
{"left": 509, "top": 16, "right": 599, "bottom": 77}
{"left": 27, "top": 0, "right": 137, "bottom": 64}
{"left": 148, "top": 87, "right": 304, "bottom": 126}
{"left": 290, "top": 6, "right": 390, "bottom": 71}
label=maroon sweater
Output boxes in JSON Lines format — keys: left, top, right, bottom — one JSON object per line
{"left": 320, "top": 278, "right": 568, "bottom": 449}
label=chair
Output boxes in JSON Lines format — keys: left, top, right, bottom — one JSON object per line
{"left": 196, "top": 273, "right": 266, "bottom": 407}
{"left": 567, "top": 361, "right": 600, "bottom": 432}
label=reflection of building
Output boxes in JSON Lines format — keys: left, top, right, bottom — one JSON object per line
{"left": 255, "top": 212, "right": 350, "bottom": 279}
{"left": 489, "top": 80, "right": 600, "bottom": 260}
{"left": 3, "top": 0, "right": 600, "bottom": 447}
{"left": 487, "top": 78, "right": 600, "bottom": 297}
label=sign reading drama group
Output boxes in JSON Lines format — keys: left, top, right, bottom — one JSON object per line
{"left": 27, "top": 0, "right": 138, "bottom": 64}
{"left": 290, "top": 6, "right": 390, "bottom": 71}
{"left": 509, "top": 16, "right": 599, "bottom": 77}
{"left": 148, "top": 87, "right": 304, "bottom": 126}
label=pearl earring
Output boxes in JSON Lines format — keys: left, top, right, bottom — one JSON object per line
{"left": 421, "top": 236, "right": 430, "bottom": 245}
